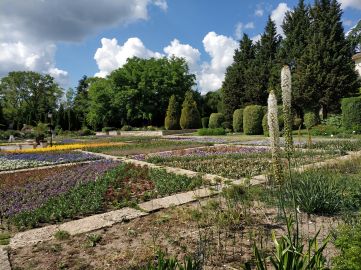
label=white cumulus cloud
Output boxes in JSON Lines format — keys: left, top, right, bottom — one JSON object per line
{"left": 339, "top": 0, "right": 361, "bottom": 10}
{"left": 255, "top": 8, "right": 264, "bottom": 17}
{"left": 234, "top": 22, "right": 255, "bottom": 39}
{"left": 271, "top": 3, "right": 291, "bottom": 36}
{"left": 164, "top": 39, "right": 200, "bottom": 71}
{"left": 94, "top": 37, "right": 163, "bottom": 77}
{"left": 94, "top": 32, "right": 238, "bottom": 94}
{"left": 199, "top": 32, "right": 238, "bottom": 93}
{"left": 0, "top": 0, "right": 167, "bottom": 86}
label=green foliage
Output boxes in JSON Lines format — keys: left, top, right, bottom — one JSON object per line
{"left": 303, "top": 112, "right": 318, "bottom": 130}
{"left": 102, "top": 127, "right": 115, "bottom": 133}
{"left": 197, "top": 128, "right": 226, "bottom": 136}
{"left": 249, "top": 216, "right": 328, "bottom": 270}
{"left": 165, "top": 95, "right": 180, "bottom": 130}
{"left": 54, "top": 230, "right": 70, "bottom": 241}
{"left": 208, "top": 113, "right": 225, "bottom": 129}
{"left": 0, "top": 71, "right": 63, "bottom": 129}
{"left": 86, "top": 233, "right": 102, "bottom": 247}
{"left": 333, "top": 217, "right": 361, "bottom": 270}
{"left": 77, "top": 128, "right": 95, "bottom": 136}
{"left": 232, "top": 109, "right": 243, "bottom": 132}
{"left": 120, "top": 125, "right": 133, "bottom": 131}
{"left": 0, "top": 232, "right": 10, "bottom": 245}
{"left": 201, "top": 90, "right": 223, "bottom": 117}
{"left": 179, "top": 91, "right": 201, "bottom": 129}
{"left": 323, "top": 114, "right": 342, "bottom": 129}
{"left": 296, "top": 0, "right": 360, "bottom": 114}
{"left": 243, "top": 105, "right": 264, "bottom": 135}
{"left": 347, "top": 19, "right": 361, "bottom": 53}
{"left": 144, "top": 250, "right": 200, "bottom": 270}
{"left": 201, "top": 117, "right": 209, "bottom": 128}
{"left": 283, "top": 169, "right": 361, "bottom": 215}
{"left": 342, "top": 97, "right": 361, "bottom": 133}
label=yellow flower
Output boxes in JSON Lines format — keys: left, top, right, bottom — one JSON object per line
{"left": 5, "top": 142, "right": 126, "bottom": 153}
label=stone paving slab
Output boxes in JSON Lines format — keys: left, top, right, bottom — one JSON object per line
{"left": 10, "top": 225, "right": 58, "bottom": 249}
{"left": 10, "top": 208, "right": 146, "bottom": 250}
{"left": 0, "top": 247, "right": 11, "bottom": 270}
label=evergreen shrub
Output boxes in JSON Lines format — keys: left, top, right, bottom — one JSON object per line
{"left": 201, "top": 117, "right": 209, "bottom": 128}
{"left": 208, "top": 113, "right": 225, "bottom": 129}
{"left": 243, "top": 105, "right": 265, "bottom": 135}
{"left": 342, "top": 97, "right": 361, "bottom": 133}
{"left": 180, "top": 92, "right": 201, "bottom": 129}
{"left": 232, "top": 109, "right": 243, "bottom": 132}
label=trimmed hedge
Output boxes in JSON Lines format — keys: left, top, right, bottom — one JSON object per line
{"left": 201, "top": 117, "right": 209, "bottom": 128}
{"left": 233, "top": 109, "right": 243, "bottom": 132}
{"left": 342, "top": 97, "right": 361, "bottom": 132}
{"left": 243, "top": 105, "right": 264, "bottom": 135}
{"left": 304, "top": 112, "right": 319, "bottom": 130}
{"left": 209, "top": 113, "right": 225, "bottom": 129}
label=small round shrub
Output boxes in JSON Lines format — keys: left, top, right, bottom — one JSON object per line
{"left": 293, "top": 117, "right": 303, "bottom": 129}
{"left": 243, "top": 105, "right": 266, "bottom": 135}
{"left": 304, "top": 112, "right": 319, "bottom": 130}
{"left": 201, "top": 117, "right": 209, "bottom": 128}
{"left": 221, "top": 121, "right": 232, "bottom": 130}
{"left": 78, "top": 128, "right": 95, "bottom": 136}
{"left": 232, "top": 109, "right": 243, "bottom": 132}
{"left": 120, "top": 125, "right": 132, "bottom": 131}
{"left": 342, "top": 97, "right": 361, "bottom": 133}
{"left": 209, "top": 113, "right": 225, "bottom": 129}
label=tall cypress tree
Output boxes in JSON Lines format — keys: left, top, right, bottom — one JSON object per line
{"left": 164, "top": 95, "right": 180, "bottom": 130}
{"left": 297, "top": 0, "right": 360, "bottom": 115}
{"left": 280, "top": 0, "right": 311, "bottom": 115}
{"left": 222, "top": 34, "right": 255, "bottom": 121}
{"left": 253, "top": 17, "right": 281, "bottom": 101}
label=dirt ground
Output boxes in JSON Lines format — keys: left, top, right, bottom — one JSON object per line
{"left": 9, "top": 198, "right": 340, "bottom": 270}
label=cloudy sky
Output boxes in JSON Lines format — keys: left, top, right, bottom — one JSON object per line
{"left": 0, "top": 0, "right": 360, "bottom": 94}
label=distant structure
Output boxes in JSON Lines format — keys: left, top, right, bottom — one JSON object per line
{"left": 352, "top": 53, "right": 361, "bottom": 77}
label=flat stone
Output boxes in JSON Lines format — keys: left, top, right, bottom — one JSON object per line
{"left": 59, "top": 208, "right": 147, "bottom": 235}
{"left": 138, "top": 200, "right": 165, "bottom": 212}
{"left": 0, "top": 247, "right": 11, "bottom": 270}
{"left": 10, "top": 225, "right": 58, "bottom": 249}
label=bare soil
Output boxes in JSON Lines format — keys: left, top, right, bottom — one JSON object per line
{"left": 9, "top": 199, "right": 339, "bottom": 270}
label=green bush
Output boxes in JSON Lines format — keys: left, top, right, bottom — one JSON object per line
{"left": 197, "top": 128, "right": 226, "bottom": 136}
{"left": 342, "top": 97, "right": 361, "bottom": 133}
{"left": 310, "top": 125, "right": 343, "bottom": 136}
{"left": 164, "top": 95, "right": 180, "bottom": 130}
{"left": 208, "top": 113, "right": 225, "bottom": 129}
{"left": 180, "top": 91, "right": 201, "bottom": 129}
{"left": 201, "top": 117, "right": 209, "bottom": 128}
{"left": 304, "top": 112, "right": 319, "bottom": 130}
{"left": 232, "top": 109, "right": 243, "bottom": 132}
{"left": 333, "top": 218, "right": 361, "bottom": 270}
{"left": 262, "top": 114, "right": 268, "bottom": 136}
{"left": 323, "top": 114, "right": 342, "bottom": 128}
{"left": 243, "top": 105, "right": 265, "bottom": 135}
{"left": 120, "top": 125, "right": 132, "bottom": 131}
{"left": 102, "top": 127, "right": 115, "bottom": 133}
{"left": 78, "top": 128, "right": 95, "bottom": 136}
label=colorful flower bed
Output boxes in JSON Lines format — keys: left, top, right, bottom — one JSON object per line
{"left": 0, "top": 151, "right": 102, "bottom": 171}
{"left": 85, "top": 140, "right": 210, "bottom": 156}
{"left": 1, "top": 162, "right": 203, "bottom": 230}
{"left": 3, "top": 142, "right": 126, "bottom": 153}
{"left": 145, "top": 147, "right": 340, "bottom": 179}
{"left": 131, "top": 145, "right": 269, "bottom": 161}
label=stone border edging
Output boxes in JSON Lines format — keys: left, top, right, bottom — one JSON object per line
{"left": 0, "top": 247, "right": 11, "bottom": 270}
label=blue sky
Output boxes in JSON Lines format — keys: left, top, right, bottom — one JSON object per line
{"left": 0, "top": 0, "right": 360, "bottom": 94}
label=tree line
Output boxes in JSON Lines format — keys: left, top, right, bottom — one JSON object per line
{"left": 0, "top": 0, "right": 360, "bottom": 132}
{"left": 222, "top": 0, "right": 360, "bottom": 122}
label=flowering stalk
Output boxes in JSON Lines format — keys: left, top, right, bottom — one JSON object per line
{"left": 281, "top": 65, "right": 294, "bottom": 155}
{"left": 268, "top": 90, "right": 283, "bottom": 182}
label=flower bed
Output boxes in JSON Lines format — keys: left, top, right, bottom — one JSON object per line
{"left": 1, "top": 162, "right": 203, "bottom": 230}
{"left": 145, "top": 147, "right": 339, "bottom": 179}
{"left": 4, "top": 142, "right": 126, "bottom": 153}
{"left": 131, "top": 145, "right": 268, "bottom": 161}
{"left": 0, "top": 151, "right": 102, "bottom": 171}
{"left": 85, "top": 140, "right": 210, "bottom": 156}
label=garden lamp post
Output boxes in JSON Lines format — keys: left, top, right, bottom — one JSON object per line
{"left": 48, "top": 112, "right": 53, "bottom": 147}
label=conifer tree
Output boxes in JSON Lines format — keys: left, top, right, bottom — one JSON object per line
{"left": 56, "top": 103, "right": 67, "bottom": 130}
{"left": 253, "top": 17, "right": 281, "bottom": 101}
{"left": 180, "top": 91, "right": 201, "bottom": 129}
{"left": 164, "top": 95, "right": 180, "bottom": 130}
{"left": 222, "top": 34, "right": 255, "bottom": 121}
{"left": 297, "top": 0, "right": 360, "bottom": 115}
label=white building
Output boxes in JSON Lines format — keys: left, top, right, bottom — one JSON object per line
{"left": 352, "top": 53, "right": 361, "bottom": 77}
